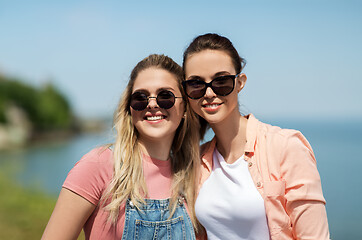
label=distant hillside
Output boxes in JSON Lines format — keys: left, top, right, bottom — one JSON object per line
{"left": 0, "top": 73, "right": 77, "bottom": 149}
{"left": 0, "top": 74, "right": 74, "bottom": 130}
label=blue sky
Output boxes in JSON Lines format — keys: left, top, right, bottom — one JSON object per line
{"left": 1, "top": 0, "right": 361, "bottom": 121}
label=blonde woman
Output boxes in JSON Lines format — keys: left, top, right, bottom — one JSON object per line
{"left": 182, "top": 33, "right": 330, "bottom": 240}
{"left": 42, "top": 54, "right": 201, "bottom": 239}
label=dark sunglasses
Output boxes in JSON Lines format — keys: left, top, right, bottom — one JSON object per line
{"left": 182, "top": 74, "right": 239, "bottom": 99}
{"left": 130, "top": 90, "right": 183, "bottom": 111}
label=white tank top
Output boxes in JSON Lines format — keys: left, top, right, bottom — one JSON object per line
{"left": 195, "top": 149, "right": 270, "bottom": 240}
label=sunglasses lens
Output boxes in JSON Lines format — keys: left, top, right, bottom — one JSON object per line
{"left": 184, "top": 80, "right": 206, "bottom": 99}
{"left": 130, "top": 92, "right": 148, "bottom": 111}
{"left": 212, "top": 76, "right": 235, "bottom": 96}
{"left": 131, "top": 90, "right": 178, "bottom": 110}
{"left": 157, "top": 90, "right": 175, "bottom": 109}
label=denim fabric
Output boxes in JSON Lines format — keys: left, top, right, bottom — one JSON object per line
{"left": 121, "top": 198, "right": 196, "bottom": 240}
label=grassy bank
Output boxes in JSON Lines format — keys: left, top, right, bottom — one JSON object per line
{"left": 0, "top": 171, "right": 85, "bottom": 239}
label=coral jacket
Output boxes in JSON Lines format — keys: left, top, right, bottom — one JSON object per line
{"left": 198, "top": 114, "right": 330, "bottom": 240}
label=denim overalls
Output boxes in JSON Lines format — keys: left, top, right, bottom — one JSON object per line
{"left": 121, "top": 197, "right": 196, "bottom": 240}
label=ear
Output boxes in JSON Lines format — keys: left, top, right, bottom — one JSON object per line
{"left": 236, "top": 73, "right": 247, "bottom": 93}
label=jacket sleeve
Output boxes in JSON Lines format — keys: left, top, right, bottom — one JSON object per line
{"left": 280, "top": 131, "right": 330, "bottom": 239}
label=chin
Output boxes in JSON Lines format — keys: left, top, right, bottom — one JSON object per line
{"left": 201, "top": 114, "right": 222, "bottom": 123}
{"left": 141, "top": 130, "right": 176, "bottom": 141}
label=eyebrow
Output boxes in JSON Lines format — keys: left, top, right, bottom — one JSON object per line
{"left": 158, "top": 87, "right": 176, "bottom": 92}
{"left": 132, "top": 87, "right": 176, "bottom": 94}
{"left": 213, "top": 71, "right": 232, "bottom": 77}
{"left": 186, "top": 71, "right": 232, "bottom": 81}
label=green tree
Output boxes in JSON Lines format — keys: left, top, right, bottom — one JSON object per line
{"left": 36, "top": 83, "right": 72, "bottom": 130}
{"left": 0, "top": 74, "right": 74, "bottom": 131}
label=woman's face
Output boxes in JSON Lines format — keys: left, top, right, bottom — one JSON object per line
{"left": 131, "top": 67, "right": 184, "bottom": 144}
{"left": 184, "top": 49, "right": 246, "bottom": 125}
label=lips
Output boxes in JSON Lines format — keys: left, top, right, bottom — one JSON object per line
{"left": 144, "top": 113, "right": 166, "bottom": 121}
{"left": 201, "top": 102, "right": 223, "bottom": 113}
{"left": 146, "top": 115, "right": 165, "bottom": 121}
{"left": 202, "top": 102, "right": 222, "bottom": 108}
{"left": 202, "top": 103, "right": 221, "bottom": 108}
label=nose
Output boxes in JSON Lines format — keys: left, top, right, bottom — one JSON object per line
{"left": 204, "top": 86, "right": 217, "bottom": 99}
{"left": 147, "top": 97, "right": 159, "bottom": 109}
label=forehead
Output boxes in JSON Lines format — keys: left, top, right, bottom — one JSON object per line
{"left": 185, "top": 50, "right": 235, "bottom": 77}
{"left": 132, "top": 67, "right": 180, "bottom": 92}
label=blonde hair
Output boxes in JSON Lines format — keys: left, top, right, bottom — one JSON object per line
{"left": 102, "top": 54, "right": 201, "bottom": 232}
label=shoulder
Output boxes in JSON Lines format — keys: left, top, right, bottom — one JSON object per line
{"left": 78, "top": 146, "right": 113, "bottom": 165}
{"left": 255, "top": 119, "right": 309, "bottom": 148}
{"left": 63, "top": 146, "right": 114, "bottom": 204}
{"left": 251, "top": 117, "right": 315, "bottom": 163}
{"left": 257, "top": 119, "right": 300, "bottom": 138}
{"left": 256, "top": 120, "right": 317, "bottom": 173}
{"left": 246, "top": 114, "right": 305, "bottom": 150}
{"left": 72, "top": 146, "right": 114, "bottom": 181}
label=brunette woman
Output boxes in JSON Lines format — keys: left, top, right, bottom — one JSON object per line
{"left": 182, "top": 33, "right": 330, "bottom": 240}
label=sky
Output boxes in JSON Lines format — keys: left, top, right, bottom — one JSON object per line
{"left": 1, "top": 0, "right": 361, "bottom": 121}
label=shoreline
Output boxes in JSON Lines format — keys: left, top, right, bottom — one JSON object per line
{"left": 0, "top": 117, "right": 110, "bottom": 151}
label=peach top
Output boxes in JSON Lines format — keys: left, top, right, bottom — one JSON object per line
{"left": 198, "top": 114, "right": 330, "bottom": 240}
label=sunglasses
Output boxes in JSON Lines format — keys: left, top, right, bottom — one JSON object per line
{"left": 182, "top": 74, "right": 239, "bottom": 99}
{"left": 130, "top": 90, "right": 183, "bottom": 111}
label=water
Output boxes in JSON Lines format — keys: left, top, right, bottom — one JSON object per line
{"left": 0, "top": 131, "right": 114, "bottom": 195}
{"left": 0, "top": 120, "right": 361, "bottom": 239}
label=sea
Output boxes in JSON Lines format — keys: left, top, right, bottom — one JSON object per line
{"left": 0, "top": 119, "right": 361, "bottom": 239}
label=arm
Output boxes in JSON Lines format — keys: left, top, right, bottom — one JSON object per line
{"left": 281, "top": 131, "right": 330, "bottom": 239}
{"left": 41, "top": 188, "right": 96, "bottom": 240}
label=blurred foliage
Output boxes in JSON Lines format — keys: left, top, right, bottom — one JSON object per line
{"left": 0, "top": 95, "right": 6, "bottom": 123}
{"left": 0, "top": 74, "right": 73, "bottom": 130}
{"left": 36, "top": 84, "right": 72, "bottom": 129}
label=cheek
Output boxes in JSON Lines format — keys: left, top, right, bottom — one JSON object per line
{"left": 130, "top": 109, "right": 141, "bottom": 122}
{"left": 130, "top": 109, "right": 135, "bottom": 119}
{"left": 230, "top": 92, "right": 240, "bottom": 105}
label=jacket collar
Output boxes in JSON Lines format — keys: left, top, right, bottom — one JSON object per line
{"left": 244, "top": 113, "right": 258, "bottom": 153}
{"left": 200, "top": 114, "right": 259, "bottom": 171}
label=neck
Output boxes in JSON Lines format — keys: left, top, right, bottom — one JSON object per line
{"left": 210, "top": 109, "right": 248, "bottom": 163}
{"left": 138, "top": 136, "right": 173, "bottom": 161}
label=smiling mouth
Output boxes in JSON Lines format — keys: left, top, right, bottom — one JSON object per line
{"left": 145, "top": 115, "right": 165, "bottom": 121}
{"left": 202, "top": 103, "right": 222, "bottom": 108}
